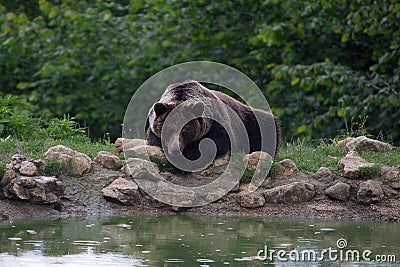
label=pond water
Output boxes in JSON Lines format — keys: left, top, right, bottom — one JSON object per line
{"left": 0, "top": 215, "right": 398, "bottom": 267}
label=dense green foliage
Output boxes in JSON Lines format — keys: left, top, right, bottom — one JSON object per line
{"left": 1, "top": 0, "right": 399, "bottom": 143}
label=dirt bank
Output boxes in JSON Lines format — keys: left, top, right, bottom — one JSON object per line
{"left": 1, "top": 163, "right": 399, "bottom": 221}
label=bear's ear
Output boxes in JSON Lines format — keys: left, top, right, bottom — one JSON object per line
{"left": 189, "top": 101, "right": 205, "bottom": 116}
{"left": 154, "top": 102, "right": 168, "bottom": 116}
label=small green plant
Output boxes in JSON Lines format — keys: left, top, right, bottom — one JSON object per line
{"left": 115, "top": 161, "right": 124, "bottom": 169}
{"left": 268, "top": 163, "right": 278, "bottom": 181}
{"left": 149, "top": 155, "right": 174, "bottom": 172}
{"left": 340, "top": 100, "right": 371, "bottom": 138}
{"left": 45, "top": 159, "right": 64, "bottom": 176}
{"left": 45, "top": 115, "right": 86, "bottom": 139}
{"left": 359, "top": 164, "right": 380, "bottom": 178}
{"left": 240, "top": 167, "right": 255, "bottom": 184}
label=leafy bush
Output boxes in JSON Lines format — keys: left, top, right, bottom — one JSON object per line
{"left": 1, "top": 0, "right": 399, "bottom": 144}
{"left": 0, "top": 96, "right": 39, "bottom": 137}
{"left": 45, "top": 115, "right": 85, "bottom": 139}
{"left": 0, "top": 95, "right": 85, "bottom": 139}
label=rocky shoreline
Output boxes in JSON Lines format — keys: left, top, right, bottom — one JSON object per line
{"left": 0, "top": 136, "right": 399, "bottom": 221}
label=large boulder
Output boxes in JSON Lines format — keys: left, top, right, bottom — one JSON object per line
{"left": 122, "top": 158, "right": 160, "bottom": 179}
{"left": 263, "top": 182, "right": 315, "bottom": 203}
{"left": 94, "top": 151, "right": 121, "bottom": 169}
{"left": 44, "top": 145, "right": 92, "bottom": 175}
{"left": 336, "top": 136, "right": 392, "bottom": 152}
{"left": 124, "top": 145, "right": 165, "bottom": 160}
{"left": 357, "top": 180, "right": 384, "bottom": 205}
{"left": 3, "top": 176, "right": 64, "bottom": 204}
{"left": 101, "top": 178, "right": 141, "bottom": 205}
{"left": 337, "top": 151, "right": 375, "bottom": 179}
{"left": 325, "top": 182, "right": 351, "bottom": 202}
{"left": 114, "top": 138, "right": 146, "bottom": 155}
{"left": 382, "top": 170, "right": 400, "bottom": 190}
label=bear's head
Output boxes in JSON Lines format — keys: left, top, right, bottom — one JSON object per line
{"left": 148, "top": 101, "right": 210, "bottom": 154}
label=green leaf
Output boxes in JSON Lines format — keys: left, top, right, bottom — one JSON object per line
{"left": 337, "top": 108, "right": 345, "bottom": 117}
{"left": 341, "top": 33, "right": 350, "bottom": 42}
{"left": 0, "top": 124, "right": 4, "bottom": 134}
{"left": 291, "top": 77, "right": 300, "bottom": 86}
{"left": 392, "top": 4, "right": 400, "bottom": 14}
{"left": 297, "top": 124, "right": 307, "bottom": 134}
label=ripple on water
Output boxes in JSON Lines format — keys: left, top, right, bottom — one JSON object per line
{"left": 164, "top": 258, "right": 184, "bottom": 263}
{"left": 196, "top": 258, "right": 215, "bottom": 263}
{"left": 8, "top": 237, "right": 22, "bottom": 241}
{"left": 24, "top": 240, "right": 44, "bottom": 247}
{"left": 72, "top": 240, "right": 101, "bottom": 246}
{"left": 320, "top": 228, "right": 336, "bottom": 232}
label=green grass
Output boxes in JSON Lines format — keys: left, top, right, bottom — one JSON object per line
{"left": 275, "top": 138, "right": 399, "bottom": 173}
{"left": 359, "top": 149, "right": 400, "bottom": 167}
{"left": 0, "top": 134, "right": 114, "bottom": 168}
{"left": 275, "top": 139, "right": 345, "bottom": 173}
{"left": 359, "top": 164, "right": 380, "bottom": 177}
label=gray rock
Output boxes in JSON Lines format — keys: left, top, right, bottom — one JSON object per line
{"left": 382, "top": 170, "right": 400, "bottom": 190}
{"left": 274, "top": 159, "right": 298, "bottom": 180}
{"left": 32, "top": 159, "right": 46, "bottom": 174}
{"left": 1, "top": 164, "right": 16, "bottom": 186}
{"left": 155, "top": 181, "right": 195, "bottom": 207}
{"left": 44, "top": 145, "right": 92, "bottom": 175}
{"left": 357, "top": 180, "right": 384, "bottom": 205}
{"left": 263, "top": 182, "right": 315, "bottom": 203}
{"left": 316, "top": 167, "right": 333, "bottom": 177}
{"left": 325, "top": 182, "right": 351, "bottom": 201}
{"left": 19, "top": 161, "right": 38, "bottom": 176}
{"left": 122, "top": 158, "right": 160, "bottom": 179}
{"left": 237, "top": 191, "right": 265, "bottom": 208}
{"left": 336, "top": 136, "right": 392, "bottom": 152}
{"left": 114, "top": 138, "right": 146, "bottom": 155}
{"left": 337, "top": 151, "right": 375, "bottom": 179}
{"left": 243, "top": 151, "right": 272, "bottom": 171}
{"left": 213, "top": 154, "right": 230, "bottom": 167}
{"left": 11, "top": 154, "right": 26, "bottom": 164}
{"left": 124, "top": 145, "right": 165, "bottom": 160}
{"left": 101, "top": 178, "right": 141, "bottom": 205}
{"left": 94, "top": 151, "right": 121, "bottom": 169}
{"left": 122, "top": 158, "right": 162, "bottom": 194}
{"left": 3, "top": 176, "right": 64, "bottom": 204}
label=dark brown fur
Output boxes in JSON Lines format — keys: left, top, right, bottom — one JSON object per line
{"left": 146, "top": 80, "right": 281, "bottom": 161}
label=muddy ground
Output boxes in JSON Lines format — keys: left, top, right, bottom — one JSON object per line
{"left": 1, "top": 163, "right": 399, "bottom": 221}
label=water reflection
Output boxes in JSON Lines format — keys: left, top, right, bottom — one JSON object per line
{"left": 0, "top": 216, "right": 398, "bottom": 266}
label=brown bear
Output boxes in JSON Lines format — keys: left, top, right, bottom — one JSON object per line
{"left": 146, "top": 80, "right": 281, "bottom": 165}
